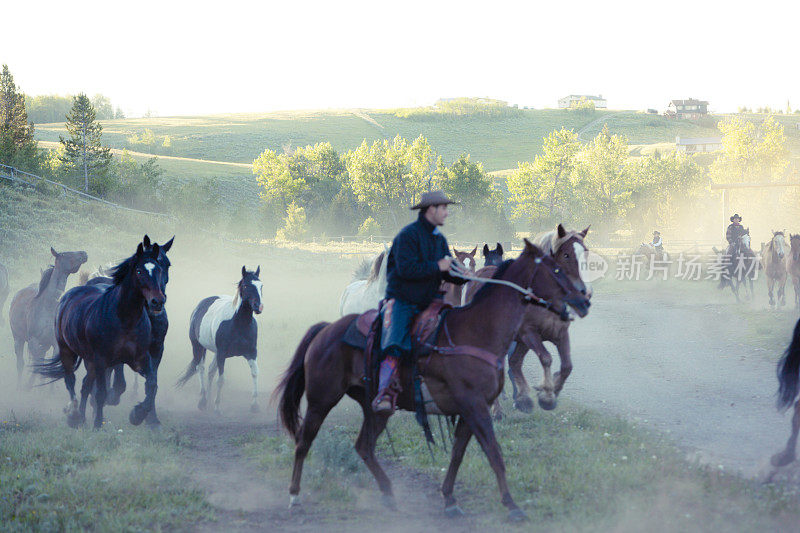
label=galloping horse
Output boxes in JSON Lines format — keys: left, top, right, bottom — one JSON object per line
{"left": 482, "top": 243, "right": 504, "bottom": 267}
{"left": 275, "top": 240, "right": 590, "bottom": 520}
{"left": 0, "top": 261, "right": 9, "bottom": 322}
{"left": 444, "top": 246, "right": 477, "bottom": 307}
{"left": 788, "top": 234, "right": 800, "bottom": 310}
{"left": 717, "top": 229, "right": 758, "bottom": 302}
{"left": 37, "top": 238, "right": 168, "bottom": 429}
{"left": 83, "top": 236, "right": 173, "bottom": 426}
{"left": 177, "top": 266, "right": 263, "bottom": 413}
{"left": 762, "top": 231, "right": 788, "bottom": 308}
{"left": 339, "top": 246, "right": 389, "bottom": 316}
{"left": 466, "top": 225, "right": 591, "bottom": 418}
{"left": 771, "top": 318, "right": 800, "bottom": 467}
{"left": 10, "top": 248, "right": 87, "bottom": 387}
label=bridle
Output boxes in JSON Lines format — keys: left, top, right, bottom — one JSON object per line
{"left": 450, "top": 255, "right": 574, "bottom": 321}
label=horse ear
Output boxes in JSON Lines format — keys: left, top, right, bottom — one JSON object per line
{"left": 255, "top": 266, "right": 260, "bottom": 277}
{"left": 50, "top": 247, "right": 58, "bottom": 257}
{"left": 483, "top": 244, "right": 490, "bottom": 256}
{"left": 557, "top": 224, "right": 567, "bottom": 239}
{"left": 470, "top": 246, "right": 477, "bottom": 256}
{"left": 242, "top": 265, "right": 247, "bottom": 277}
{"left": 580, "top": 225, "right": 591, "bottom": 238}
{"left": 452, "top": 246, "right": 459, "bottom": 256}
{"left": 523, "top": 238, "right": 543, "bottom": 257}
{"left": 496, "top": 242, "right": 503, "bottom": 254}
{"left": 136, "top": 243, "right": 144, "bottom": 257}
{"left": 161, "top": 236, "right": 174, "bottom": 252}
{"left": 152, "top": 243, "right": 160, "bottom": 257}
{"left": 143, "top": 235, "right": 151, "bottom": 248}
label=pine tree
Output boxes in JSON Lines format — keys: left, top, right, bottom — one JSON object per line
{"left": 59, "top": 93, "right": 112, "bottom": 192}
{"left": 0, "top": 64, "right": 38, "bottom": 168}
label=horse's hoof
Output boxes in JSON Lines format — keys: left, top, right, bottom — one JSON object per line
{"left": 537, "top": 394, "right": 557, "bottom": 411}
{"left": 513, "top": 396, "right": 535, "bottom": 413}
{"left": 105, "top": 392, "right": 121, "bottom": 406}
{"left": 129, "top": 405, "right": 148, "bottom": 426}
{"left": 508, "top": 508, "right": 528, "bottom": 522}
{"left": 197, "top": 398, "right": 207, "bottom": 411}
{"left": 771, "top": 450, "right": 796, "bottom": 468}
{"left": 66, "top": 413, "right": 85, "bottom": 429}
{"left": 250, "top": 403, "right": 260, "bottom": 413}
{"left": 288, "top": 494, "right": 302, "bottom": 509}
{"left": 444, "top": 505, "right": 465, "bottom": 518}
{"left": 381, "top": 493, "right": 397, "bottom": 510}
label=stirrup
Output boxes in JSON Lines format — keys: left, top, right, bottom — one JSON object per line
{"left": 372, "top": 395, "right": 395, "bottom": 414}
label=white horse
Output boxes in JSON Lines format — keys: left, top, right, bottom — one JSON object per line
{"left": 339, "top": 245, "right": 389, "bottom": 316}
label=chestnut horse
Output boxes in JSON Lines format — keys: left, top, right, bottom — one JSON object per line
{"left": 444, "top": 246, "right": 477, "bottom": 307}
{"left": 762, "top": 231, "right": 788, "bottom": 308}
{"left": 36, "top": 238, "right": 168, "bottom": 429}
{"left": 466, "top": 225, "right": 590, "bottom": 418}
{"left": 10, "top": 248, "right": 88, "bottom": 387}
{"left": 789, "top": 234, "right": 800, "bottom": 310}
{"left": 275, "top": 240, "right": 590, "bottom": 520}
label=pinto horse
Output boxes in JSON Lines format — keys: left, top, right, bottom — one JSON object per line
{"left": 788, "top": 234, "right": 800, "bottom": 310}
{"left": 339, "top": 246, "right": 389, "bottom": 316}
{"left": 717, "top": 229, "right": 758, "bottom": 302}
{"left": 177, "top": 266, "right": 263, "bottom": 413}
{"left": 466, "top": 225, "right": 590, "bottom": 418}
{"left": 36, "top": 238, "right": 167, "bottom": 429}
{"left": 10, "top": 248, "right": 88, "bottom": 387}
{"left": 84, "top": 235, "right": 173, "bottom": 426}
{"left": 762, "top": 231, "right": 788, "bottom": 308}
{"left": 275, "top": 240, "right": 590, "bottom": 520}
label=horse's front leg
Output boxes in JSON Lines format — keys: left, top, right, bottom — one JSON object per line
{"left": 779, "top": 279, "right": 787, "bottom": 307}
{"left": 129, "top": 355, "right": 156, "bottom": 426}
{"left": 553, "top": 333, "right": 573, "bottom": 397}
{"left": 508, "top": 337, "right": 535, "bottom": 413}
{"left": 247, "top": 356, "right": 259, "bottom": 412}
{"left": 772, "top": 399, "right": 800, "bottom": 467}
{"left": 441, "top": 416, "right": 473, "bottom": 517}
{"left": 525, "top": 334, "right": 558, "bottom": 411}
{"left": 768, "top": 277, "right": 776, "bottom": 308}
{"left": 457, "top": 396, "right": 527, "bottom": 521}
{"left": 93, "top": 362, "right": 108, "bottom": 429}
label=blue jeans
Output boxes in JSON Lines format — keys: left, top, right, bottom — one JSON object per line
{"left": 380, "top": 299, "right": 421, "bottom": 360}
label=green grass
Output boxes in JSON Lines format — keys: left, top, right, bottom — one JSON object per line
{"left": 0, "top": 415, "right": 212, "bottom": 531}
{"left": 236, "top": 402, "right": 800, "bottom": 531}
{"left": 32, "top": 108, "right": 743, "bottom": 174}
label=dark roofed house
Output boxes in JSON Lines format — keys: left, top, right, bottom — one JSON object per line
{"left": 665, "top": 98, "right": 709, "bottom": 119}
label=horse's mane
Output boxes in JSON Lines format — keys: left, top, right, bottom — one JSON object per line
{"left": 33, "top": 266, "right": 54, "bottom": 299}
{"left": 367, "top": 252, "right": 384, "bottom": 283}
{"left": 535, "top": 228, "right": 584, "bottom": 255}
{"left": 465, "top": 259, "right": 515, "bottom": 307}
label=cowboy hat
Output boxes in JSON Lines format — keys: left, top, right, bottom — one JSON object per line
{"left": 730, "top": 214, "right": 742, "bottom": 222}
{"left": 410, "top": 190, "right": 459, "bottom": 210}
{"left": 653, "top": 230, "right": 660, "bottom": 235}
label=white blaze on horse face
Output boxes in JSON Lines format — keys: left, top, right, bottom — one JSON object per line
{"left": 144, "top": 262, "right": 155, "bottom": 277}
{"left": 252, "top": 280, "right": 263, "bottom": 299}
{"left": 573, "top": 242, "right": 588, "bottom": 281}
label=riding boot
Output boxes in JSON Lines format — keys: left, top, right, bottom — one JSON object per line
{"left": 372, "top": 355, "right": 399, "bottom": 414}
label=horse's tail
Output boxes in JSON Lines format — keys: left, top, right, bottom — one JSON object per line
{"left": 777, "top": 318, "right": 800, "bottom": 411}
{"left": 176, "top": 349, "right": 205, "bottom": 388}
{"left": 34, "top": 353, "right": 82, "bottom": 384}
{"left": 273, "top": 321, "right": 328, "bottom": 439}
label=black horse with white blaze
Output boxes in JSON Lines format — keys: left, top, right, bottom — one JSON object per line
{"left": 177, "top": 266, "right": 263, "bottom": 413}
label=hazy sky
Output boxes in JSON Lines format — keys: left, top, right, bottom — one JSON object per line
{"left": 3, "top": 0, "right": 799, "bottom": 117}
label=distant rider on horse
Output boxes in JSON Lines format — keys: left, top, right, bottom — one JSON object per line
{"left": 651, "top": 230, "right": 664, "bottom": 257}
{"left": 725, "top": 214, "right": 747, "bottom": 257}
{"left": 372, "top": 190, "right": 466, "bottom": 414}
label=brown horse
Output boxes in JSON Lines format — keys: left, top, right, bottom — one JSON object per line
{"left": 762, "top": 231, "right": 788, "bottom": 308}
{"left": 9, "top": 248, "right": 87, "bottom": 387}
{"left": 466, "top": 224, "right": 590, "bottom": 418}
{"left": 275, "top": 240, "right": 590, "bottom": 520}
{"left": 789, "top": 234, "right": 800, "bottom": 310}
{"left": 443, "top": 246, "right": 477, "bottom": 307}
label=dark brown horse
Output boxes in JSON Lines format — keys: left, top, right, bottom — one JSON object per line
{"left": 36, "top": 238, "right": 167, "bottom": 429}
{"left": 275, "top": 240, "right": 590, "bottom": 520}
{"left": 772, "top": 318, "right": 800, "bottom": 467}
{"left": 466, "top": 225, "right": 590, "bottom": 417}
{"left": 9, "top": 248, "right": 87, "bottom": 387}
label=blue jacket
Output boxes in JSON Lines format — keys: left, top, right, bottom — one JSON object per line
{"left": 385, "top": 212, "right": 465, "bottom": 307}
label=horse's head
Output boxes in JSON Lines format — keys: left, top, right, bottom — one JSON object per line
{"left": 551, "top": 224, "right": 591, "bottom": 299}
{"left": 790, "top": 234, "right": 800, "bottom": 261}
{"left": 51, "top": 247, "right": 88, "bottom": 275}
{"left": 142, "top": 234, "right": 174, "bottom": 294}
{"left": 772, "top": 230, "right": 787, "bottom": 259}
{"left": 453, "top": 246, "right": 478, "bottom": 273}
{"left": 126, "top": 240, "right": 167, "bottom": 315}
{"left": 737, "top": 229, "right": 751, "bottom": 251}
{"left": 482, "top": 242, "right": 504, "bottom": 267}
{"left": 516, "top": 239, "right": 591, "bottom": 318}
{"left": 238, "top": 265, "right": 264, "bottom": 314}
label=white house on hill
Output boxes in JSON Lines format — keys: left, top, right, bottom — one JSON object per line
{"left": 558, "top": 95, "right": 607, "bottom": 109}
{"left": 675, "top": 136, "right": 722, "bottom": 153}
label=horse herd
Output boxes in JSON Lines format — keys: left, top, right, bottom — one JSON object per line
{"left": 2, "top": 226, "right": 800, "bottom": 521}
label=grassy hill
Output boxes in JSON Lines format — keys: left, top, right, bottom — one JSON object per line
{"left": 33, "top": 108, "right": 749, "bottom": 176}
